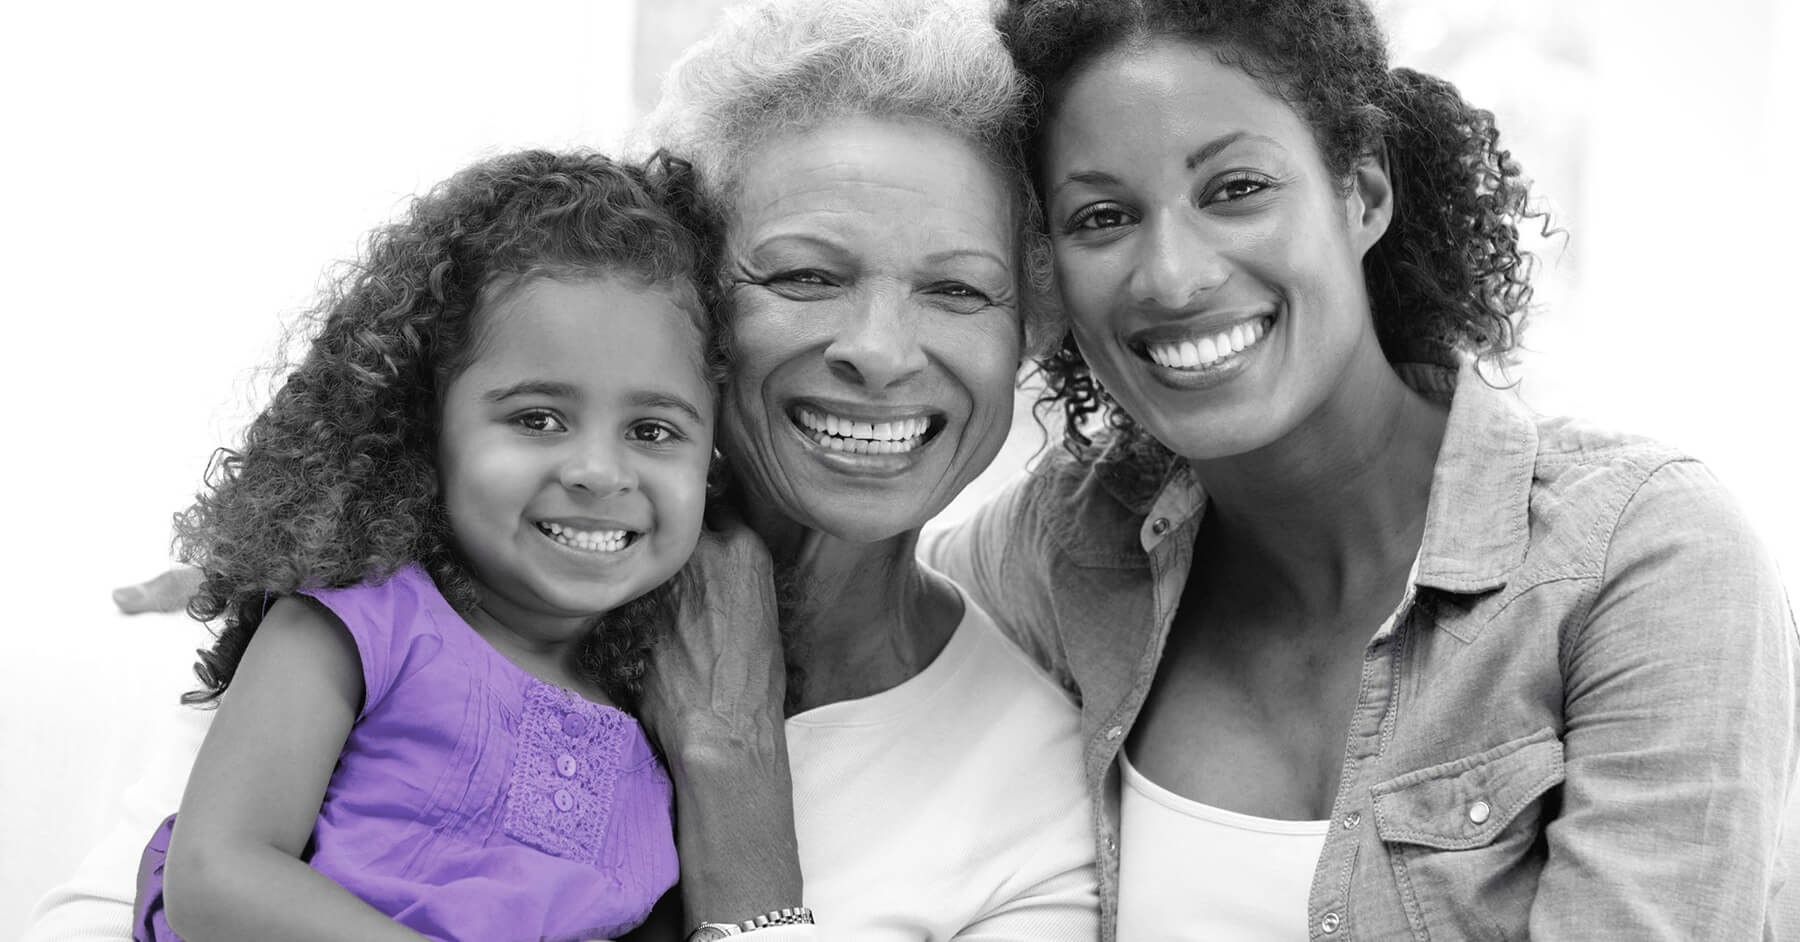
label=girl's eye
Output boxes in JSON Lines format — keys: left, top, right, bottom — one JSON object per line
{"left": 628, "top": 421, "right": 682, "bottom": 445}
{"left": 514, "top": 410, "right": 566, "bottom": 434}
{"left": 1068, "top": 204, "right": 1136, "bottom": 232}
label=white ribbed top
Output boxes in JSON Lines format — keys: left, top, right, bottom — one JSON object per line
{"left": 1117, "top": 751, "right": 1328, "bottom": 941}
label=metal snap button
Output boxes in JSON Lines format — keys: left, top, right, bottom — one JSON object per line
{"left": 1341, "top": 811, "right": 1361, "bottom": 830}
{"left": 1150, "top": 517, "right": 1170, "bottom": 535}
{"left": 1104, "top": 725, "right": 1124, "bottom": 741}
{"left": 1320, "top": 911, "right": 1342, "bottom": 934}
{"left": 1469, "top": 800, "right": 1492, "bottom": 825}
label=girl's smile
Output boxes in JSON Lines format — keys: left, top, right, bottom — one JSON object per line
{"left": 436, "top": 275, "right": 714, "bottom": 647}
{"left": 534, "top": 519, "right": 641, "bottom": 554}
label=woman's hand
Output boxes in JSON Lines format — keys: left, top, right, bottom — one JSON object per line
{"left": 113, "top": 566, "right": 204, "bottom": 614}
{"left": 636, "top": 507, "right": 805, "bottom": 930}
{"left": 638, "top": 506, "right": 787, "bottom": 755}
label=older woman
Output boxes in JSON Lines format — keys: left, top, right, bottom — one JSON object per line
{"left": 924, "top": 0, "right": 1800, "bottom": 939}
{"left": 25, "top": 2, "right": 1096, "bottom": 941}
{"left": 627, "top": 0, "right": 1095, "bottom": 937}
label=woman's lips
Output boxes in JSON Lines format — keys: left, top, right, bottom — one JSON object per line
{"left": 1137, "top": 315, "right": 1273, "bottom": 371}
{"left": 788, "top": 405, "right": 943, "bottom": 456}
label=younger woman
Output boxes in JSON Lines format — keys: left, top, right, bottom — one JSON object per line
{"left": 136, "top": 150, "right": 722, "bottom": 942}
{"left": 932, "top": 0, "right": 1799, "bottom": 938}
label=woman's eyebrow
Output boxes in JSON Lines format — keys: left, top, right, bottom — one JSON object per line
{"left": 1185, "top": 130, "right": 1283, "bottom": 169}
{"left": 747, "top": 231, "right": 848, "bottom": 259}
{"left": 1049, "top": 169, "right": 1120, "bottom": 201}
{"left": 925, "top": 247, "right": 1009, "bottom": 270}
{"left": 1049, "top": 131, "right": 1289, "bottom": 201}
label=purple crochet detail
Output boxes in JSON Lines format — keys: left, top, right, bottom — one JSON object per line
{"left": 501, "top": 681, "right": 628, "bottom": 865}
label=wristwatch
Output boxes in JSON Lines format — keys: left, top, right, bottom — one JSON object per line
{"left": 685, "top": 907, "right": 815, "bottom": 941}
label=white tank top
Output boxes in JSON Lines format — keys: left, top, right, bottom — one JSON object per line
{"left": 1117, "top": 751, "right": 1329, "bottom": 941}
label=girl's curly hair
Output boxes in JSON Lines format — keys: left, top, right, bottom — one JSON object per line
{"left": 176, "top": 149, "right": 724, "bottom": 707}
{"left": 999, "top": 0, "right": 1549, "bottom": 454}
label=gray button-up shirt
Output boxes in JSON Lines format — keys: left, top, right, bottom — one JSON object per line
{"left": 927, "top": 362, "right": 1798, "bottom": 940}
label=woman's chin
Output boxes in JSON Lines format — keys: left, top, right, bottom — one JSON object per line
{"left": 774, "top": 483, "right": 946, "bottom": 546}
{"left": 1151, "top": 411, "right": 1293, "bottom": 465}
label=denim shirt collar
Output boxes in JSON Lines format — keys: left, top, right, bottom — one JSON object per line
{"left": 1408, "top": 361, "right": 1536, "bottom": 595}
{"left": 1118, "top": 360, "right": 1534, "bottom": 595}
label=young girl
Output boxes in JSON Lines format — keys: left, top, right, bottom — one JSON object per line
{"left": 132, "top": 149, "right": 724, "bottom": 942}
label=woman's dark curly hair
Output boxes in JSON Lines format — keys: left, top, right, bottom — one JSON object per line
{"left": 176, "top": 149, "right": 724, "bottom": 707}
{"left": 999, "top": 0, "right": 1548, "bottom": 454}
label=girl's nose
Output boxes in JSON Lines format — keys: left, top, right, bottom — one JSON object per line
{"left": 558, "top": 436, "right": 636, "bottom": 495}
{"left": 823, "top": 287, "right": 929, "bottom": 390}
{"left": 1128, "top": 212, "right": 1229, "bottom": 312}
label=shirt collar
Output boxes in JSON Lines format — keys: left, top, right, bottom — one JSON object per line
{"left": 1127, "top": 360, "right": 1536, "bottom": 592}
{"left": 1408, "top": 360, "right": 1537, "bottom": 595}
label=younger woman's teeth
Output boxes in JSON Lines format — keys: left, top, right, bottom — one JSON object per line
{"left": 1146, "top": 317, "right": 1270, "bottom": 370}
{"left": 794, "top": 409, "right": 932, "bottom": 455}
{"left": 539, "top": 522, "right": 632, "bottom": 553}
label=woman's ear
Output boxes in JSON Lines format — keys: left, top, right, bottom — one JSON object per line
{"left": 1347, "top": 148, "right": 1394, "bottom": 256}
{"left": 705, "top": 447, "right": 731, "bottom": 500}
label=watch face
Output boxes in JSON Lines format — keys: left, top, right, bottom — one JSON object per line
{"left": 685, "top": 927, "right": 734, "bottom": 942}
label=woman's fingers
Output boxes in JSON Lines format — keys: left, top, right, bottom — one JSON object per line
{"left": 113, "top": 566, "right": 204, "bottom": 615}
{"left": 640, "top": 522, "right": 787, "bottom": 750}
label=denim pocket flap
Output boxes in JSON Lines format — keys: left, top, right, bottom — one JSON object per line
{"left": 1370, "top": 727, "right": 1565, "bottom": 851}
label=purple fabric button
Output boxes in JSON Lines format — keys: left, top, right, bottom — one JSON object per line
{"left": 557, "top": 754, "right": 578, "bottom": 778}
{"left": 561, "top": 713, "right": 589, "bottom": 737}
{"left": 554, "top": 788, "right": 576, "bottom": 812}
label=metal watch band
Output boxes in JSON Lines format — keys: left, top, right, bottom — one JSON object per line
{"left": 690, "top": 906, "right": 815, "bottom": 938}
{"left": 736, "top": 906, "right": 814, "bottom": 931}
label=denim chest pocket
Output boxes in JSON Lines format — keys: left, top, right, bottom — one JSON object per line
{"left": 1370, "top": 728, "right": 1565, "bottom": 940}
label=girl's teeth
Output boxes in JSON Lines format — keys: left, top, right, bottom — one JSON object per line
{"left": 541, "top": 522, "right": 631, "bottom": 552}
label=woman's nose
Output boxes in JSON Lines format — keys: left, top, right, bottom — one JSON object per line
{"left": 823, "top": 288, "right": 928, "bottom": 390}
{"left": 1128, "top": 212, "right": 1228, "bottom": 311}
{"left": 558, "top": 434, "right": 636, "bottom": 495}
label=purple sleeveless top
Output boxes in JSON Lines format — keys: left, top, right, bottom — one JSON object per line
{"left": 134, "top": 564, "right": 678, "bottom": 942}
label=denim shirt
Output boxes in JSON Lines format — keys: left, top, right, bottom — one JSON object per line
{"left": 927, "top": 362, "right": 1799, "bottom": 941}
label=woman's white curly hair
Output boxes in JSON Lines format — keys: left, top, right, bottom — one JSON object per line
{"left": 638, "top": 0, "right": 1062, "bottom": 357}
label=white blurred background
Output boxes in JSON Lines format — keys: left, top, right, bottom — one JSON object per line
{"left": 3, "top": 0, "right": 1795, "bottom": 933}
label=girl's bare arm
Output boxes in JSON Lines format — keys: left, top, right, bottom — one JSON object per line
{"left": 163, "top": 596, "right": 427, "bottom": 942}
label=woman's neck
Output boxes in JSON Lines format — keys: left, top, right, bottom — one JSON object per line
{"left": 1189, "top": 351, "right": 1449, "bottom": 616}
{"left": 742, "top": 505, "right": 961, "bottom": 715}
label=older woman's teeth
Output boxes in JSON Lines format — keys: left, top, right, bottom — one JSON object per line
{"left": 795, "top": 409, "right": 931, "bottom": 454}
{"left": 539, "top": 522, "right": 631, "bottom": 552}
{"left": 1146, "top": 318, "right": 1269, "bottom": 369}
